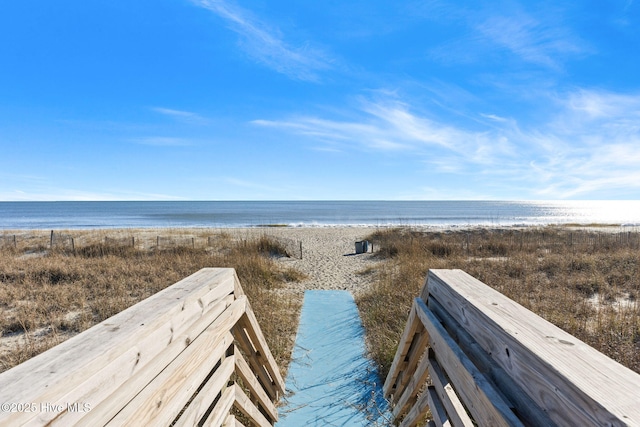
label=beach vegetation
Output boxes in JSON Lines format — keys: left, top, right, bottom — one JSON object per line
{"left": 0, "top": 230, "right": 304, "bottom": 375}
{"left": 356, "top": 226, "right": 640, "bottom": 380}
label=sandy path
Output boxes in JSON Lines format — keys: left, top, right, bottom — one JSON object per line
{"left": 237, "top": 227, "right": 380, "bottom": 296}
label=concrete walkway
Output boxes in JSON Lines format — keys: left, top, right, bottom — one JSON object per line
{"left": 276, "top": 290, "right": 390, "bottom": 426}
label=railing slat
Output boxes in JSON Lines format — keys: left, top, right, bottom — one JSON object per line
{"left": 233, "top": 383, "right": 272, "bottom": 427}
{"left": 413, "top": 298, "right": 524, "bottom": 427}
{"left": 383, "top": 303, "right": 421, "bottom": 397}
{"left": 392, "top": 337, "right": 430, "bottom": 419}
{"left": 427, "top": 296, "right": 554, "bottom": 427}
{"left": 241, "top": 299, "right": 286, "bottom": 395}
{"left": 76, "top": 296, "right": 239, "bottom": 425}
{"left": 426, "top": 386, "right": 450, "bottom": 427}
{"left": 233, "top": 322, "right": 278, "bottom": 402}
{"left": 173, "top": 355, "right": 235, "bottom": 427}
{"left": 427, "top": 350, "right": 474, "bottom": 427}
{"left": 398, "top": 379, "right": 431, "bottom": 427}
{"left": 104, "top": 297, "right": 246, "bottom": 426}
{"left": 202, "top": 386, "right": 235, "bottom": 427}
{"left": 234, "top": 345, "right": 279, "bottom": 423}
{"left": 224, "top": 413, "right": 247, "bottom": 427}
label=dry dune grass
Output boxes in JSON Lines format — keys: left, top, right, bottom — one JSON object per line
{"left": 356, "top": 226, "right": 640, "bottom": 380}
{"left": 0, "top": 230, "right": 305, "bottom": 374}
{"left": 3, "top": 225, "right": 640, "bottom": 396}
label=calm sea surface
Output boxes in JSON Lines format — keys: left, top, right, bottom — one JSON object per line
{"left": 1, "top": 201, "right": 639, "bottom": 229}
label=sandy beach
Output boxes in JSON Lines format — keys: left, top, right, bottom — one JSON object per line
{"left": 231, "top": 227, "right": 380, "bottom": 297}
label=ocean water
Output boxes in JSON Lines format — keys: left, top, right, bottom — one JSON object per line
{"left": 0, "top": 200, "right": 639, "bottom": 229}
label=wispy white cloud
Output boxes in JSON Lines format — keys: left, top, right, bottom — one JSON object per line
{"left": 252, "top": 89, "right": 640, "bottom": 199}
{"left": 515, "top": 89, "right": 640, "bottom": 198}
{"left": 191, "top": 0, "right": 332, "bottom": 81}
{"left": 480, "top": 113, "right": 508, "bottom": 122}
{"left": 254, "top": 96, "right": 515, "bottom": 169}
{"left": 429, "top": 6, "right": 590, "bottom": 70}
{"left": 562, "top": 89, "right": 640, "bottom": 122}
{"left": 152, "top": 107, "right": 209, "bottom": 124}
{"left": 476, "top": 13, "right": 587, "bottom": 69}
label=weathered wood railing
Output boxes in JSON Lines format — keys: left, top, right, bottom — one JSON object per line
{"left": 385, "top": 269, "right": 640, "bottom": 427}
{"left": 0, "top": 268, "right": 284, "bottom": 426}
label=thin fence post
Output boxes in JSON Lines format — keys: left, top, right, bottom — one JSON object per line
{"left": 466, "top": 233, "right": 470, "bottom": 256}
{"left": 50, "top": 230, "right": 54, "bottom": 248}
{"left": 300, "top": 241, "right": 303, "bottom": 259}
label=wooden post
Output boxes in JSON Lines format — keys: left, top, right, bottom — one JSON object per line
{"left": 50, "top": 230, "right": 54, "bottom": 248}
{"left": 300, "top": 241, "right": 303, "bottom": 259}
{"left": 466, "top": 233, "right": 470, "bottom": 256}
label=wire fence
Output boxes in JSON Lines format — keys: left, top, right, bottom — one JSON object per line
{"left": 0, "top": 230, "right": 304, "bottom": 259}
{"left": 457, "top": 229, "right": 640, "bottom": 257}
{"left": 0, "top": 234, "right": 17, "bottom": 249}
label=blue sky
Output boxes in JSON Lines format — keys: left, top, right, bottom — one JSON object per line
{"left": 1, "top": 0, "right": 639, "bottom": 201}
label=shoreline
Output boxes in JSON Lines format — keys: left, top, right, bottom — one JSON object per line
{"left": 1, "top": 221, "right": 636, "bottom": 232}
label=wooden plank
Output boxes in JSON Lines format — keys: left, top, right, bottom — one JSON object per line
{"left": 393, "top": 326, "right": 430, "bottom": 408}
{"left": 414, "top": 298, "right": 523, "bottom": 427}
{"left": 232, "top": 269, "right": 245, "bottom": 297}
{"left": 426, "top": 386, "right": 451, "bottom": 427}
{"left": 222, "top": 413, "right": 239, "bottom": 427}
{"left": 232, "top": 384, "right": 272, "bottom": 427}
{"left": 173, "top": 355, "right": 235, "bottom": 427}
{"left": 233, "top": 323, "right": 277, "bottom": 402}
{"left": 426, "top": 269, "right": 640, "bottom": 426}
{"left": 383, "top": 303, "right": 421, "bottom": 397}
{"left": 399, "top": 380, "right": 431, "bottom": 427}
{"left": 202, "top": 386, "right": 235, "bottom": 427}
{"left": 0, "top": 268, "right": 236, "bottom": 426}
{"left": 75, "top": 295, "right": 238, "bottom": 425}
{"left": 401, "top": 328, "right": 429, "bottom": 389}
{"left": 241, "top": 299, "right": 285, "bottom": 395}
{"left": 223, "top": 413, "right": 246, "bottom": 427}
{"left": 104, "top": 299, "right": 246, "bottom": 426}
{"left": 103, "top": 329, "right": 234, "bottom": 426}
{"left": 233, "top": 309, "right": 285, "bottom": 403}
{"left": 427, "top": 350, "right": 474, "bottom": 427}
{"left": 234, "top": 346, "right": 278, "bottom": 423}
{"left": 223, "top": 413, "right": 237, "bottom": 427}
{"left": 392, "top": 337, "right": 430, "bottom": 419}
{"left": 428, "top": 296, "right": 555, "bottom": 427}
